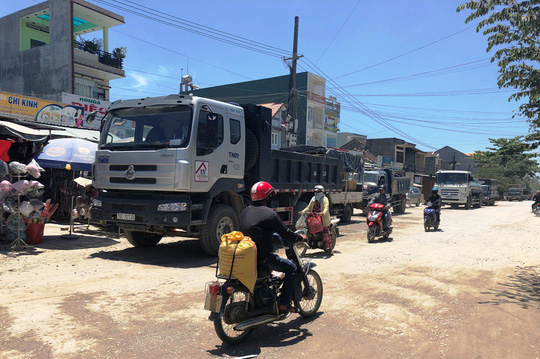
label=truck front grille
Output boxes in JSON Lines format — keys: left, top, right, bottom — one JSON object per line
{"left": 441, "top": 189, "right": 459, "bottom": 196}
{"left": 110, "top": 178, "right": 157, "bottom": 184}
{"left": 109, "top": 165, "right": 157, "bottom": 171}
{"left": 111, "top": 203, "right": 145, "bottom": 212}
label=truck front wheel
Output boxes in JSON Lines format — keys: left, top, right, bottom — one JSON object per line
{"left": 394, "top": 196, "right": 406, "bottom": 214}
{"left": 200, "top": 204, "right": 239, "bottom": 256}
{"left": 465, "top": 195, "right": 472, "bottom": 210}
{"left": 125, "top": 231, "right": 163, "bottom": 247}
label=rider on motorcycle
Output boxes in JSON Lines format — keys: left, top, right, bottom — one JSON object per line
{"left": 369, "top": 185, "right": 391, "bottom": 230}
{"left": 300, "top": 185, "right": 333, "bottom": 255}
{"left": 426, "top": 186, "right": 442, "bottom": 223}
{"left": 239, "top": 181, "right": 305, "bottom": 314}
{"left": 532, "top": 190, "right": 540, "bottom": 212}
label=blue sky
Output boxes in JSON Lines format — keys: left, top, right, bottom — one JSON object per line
{"left": 4, "top": 0, "right": 534, "bottom": 152}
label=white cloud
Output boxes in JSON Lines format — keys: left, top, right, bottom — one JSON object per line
{"left": 131, "top": 73, "right": 149, "bottom": 89}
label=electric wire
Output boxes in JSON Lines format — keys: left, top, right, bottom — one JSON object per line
{"left": 334, "top": 24, "right": 478, "bottom": 79}
{"left": 315, "top": 0, "right": 362, "bottom": 64}
{"left": 92, "top": 0, "right": 290, "bottom": 58}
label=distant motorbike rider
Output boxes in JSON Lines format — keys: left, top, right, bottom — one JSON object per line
{"left": 532, "top": 190, "right": 540, "bottom": 212}
{"left": 240, "top": 181, "right": 305, "bottom": 314}
{"left": 300, "top": 185, "right": 333, "bottom": 255}
{"left": 426, "top": 186, "right": 442, "bottom": 223}
{"left": 369, "top": 185, "right": 391, "bottom": 230}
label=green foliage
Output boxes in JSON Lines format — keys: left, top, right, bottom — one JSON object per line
{"left": 112, "top": 46, "right": 127, "bottom": 60}
{"left": 79, "top": 38, "right": 102, "bottom": 54}
{"left": 474, "top": 136, "right": 539, "bottom": 193}
{"left": 457, "top": 1, "right": 540, "bottom": 147}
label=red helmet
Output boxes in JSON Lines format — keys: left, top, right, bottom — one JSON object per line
{"left": 250, "top": 181, "right": 276, "bottom": 201}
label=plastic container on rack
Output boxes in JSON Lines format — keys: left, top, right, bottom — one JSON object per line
{"left": 26, "top": 222, "right": 45, "bottom": 244}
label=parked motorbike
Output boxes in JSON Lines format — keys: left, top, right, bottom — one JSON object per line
{"left": 366, "top": 203, "right": 392, "bottom": 243}
{"left": 423, "top": 201, "right": 440, "bottom": 231}
{"left": 205, "top": 231, "right": 323, "bottom": 345}
{"left": 296, "top": 212, "right": 339, "bottom": 256}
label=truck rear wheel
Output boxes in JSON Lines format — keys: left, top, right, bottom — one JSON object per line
{"left": 244, "top": 128, "right": 259, "bottom": 173}
{"left": 200, "top": 204, "right": 239, "bottom": 256}
{"left": 125, "top": 231, "right": 162, "bottom": 247}
{"left": 339, "top": 204, "right": 353, "bottom": 223}
{"left": 394, "top": 196, "right": 406, "bottom": 214}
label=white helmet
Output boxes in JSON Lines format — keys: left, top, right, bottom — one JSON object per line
{"left": 314, "top": 185, "right": 325, "bottom": 192}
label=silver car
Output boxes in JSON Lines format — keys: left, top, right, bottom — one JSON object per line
{"left": 407, "top": 187, "right": 422, "bottom": 207}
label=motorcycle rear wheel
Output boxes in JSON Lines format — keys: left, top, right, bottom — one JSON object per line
{"left": 434, "top": 221, "right": 440, "bottom": 230}
{"left": 294, "top": 269, "right": 323, "bottom": 318}
{"left": 367, "top": 226, "right": 376, "bottom": 243}
{"left": 214, "top": 292, "right": 254, "bottom": 345}
{"left": 424, "top": 218, "right": 429, "bottom": 232}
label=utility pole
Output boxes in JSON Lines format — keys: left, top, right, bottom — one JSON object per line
{"left": 284, "top": 16, "right": 303, "bottom": 147}
{"left": 451, "top": 153, "right": 457, "bottom": 170}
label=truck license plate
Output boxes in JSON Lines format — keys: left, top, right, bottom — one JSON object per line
{"left": 117, "top": 213, "right": 135, "bottom": 221}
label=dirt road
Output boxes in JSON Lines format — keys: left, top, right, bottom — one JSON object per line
{"left": 2, "top": 201, "right": 540, "bottom": 358}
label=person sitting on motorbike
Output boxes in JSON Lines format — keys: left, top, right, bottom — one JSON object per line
{"left": 426, "top": 186, "right": 442, "bottom": 223}
{"left": 300, "top": 185, "right": 333, "bottom": 255}
{"left": 240, "top": 181, "right": 305, "bottom": 314}
{"left": 532, "top": 190, "right": 540, "bottom": 212}
{"left": 369, "top": 185, "right": 391, "bottom": 230}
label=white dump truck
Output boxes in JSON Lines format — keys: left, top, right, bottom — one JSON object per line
{"left": 91, "top": 94, "right": 363, "bottom": 255}
{"left": 435, "top": 170, "right": 483, "bottom": 209}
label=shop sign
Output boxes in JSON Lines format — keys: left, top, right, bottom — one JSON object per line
{"left": 0, "top": 91, "right": 100, "bottom": 129}
{"left": 307, "top": 92, "right": 326, "bottom": 105}
{"left": 62, "top": 93, "right": 110, "bottom": 129}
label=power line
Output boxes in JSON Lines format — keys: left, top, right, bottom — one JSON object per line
{"left": 315, "top": 0, "right": 362, "bottom": 64}
{"left": 349, "top": 88, "right": 516, "bottom": 97}
{"left": 336, "top": 58, "right": 492, "bottom": 88}
{"left": 300, "top": 57, "right": 437, "bottom": 149}
{"left": 334, "top": 23, "right": 478, "bottom": 79}
{"left": 91, "top": 0, "right": 290, "bottom": 58}
{"left": 113, "top": 30, "right": 251, "bottom": 80}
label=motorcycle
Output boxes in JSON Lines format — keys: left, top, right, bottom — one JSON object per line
{"left": 423, "top": 201, "right": 440, "bottom": 231}
{"left": 533, "top": 203, "right": 540, "bottom": 216}
{"left": 366, "top": 203, "right": 392, "bottom": 243}
{"left": 205, "top": 231, "right": 323, "bottom": 345}
{"left": 296, "top": 212, "right": 339, "bottom": 256}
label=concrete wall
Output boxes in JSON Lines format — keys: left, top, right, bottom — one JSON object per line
{"left": 366, "top": 138, "right": 397, "bottom": 160}
{"left": 0, "top": 0, "right": 72, "bottom": 101}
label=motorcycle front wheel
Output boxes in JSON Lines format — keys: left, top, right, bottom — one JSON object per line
{"left": 294, "top": 269, "right": 323, "bottom": 318}
{"left": 214, "top": 291, "right": 254, "bottom": 345}
{"left": 367, "top": 226, "right": 376, "bottom": 243}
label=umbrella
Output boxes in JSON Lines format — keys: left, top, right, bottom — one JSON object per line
{"left": 36, "top": 138, "right": 97, "bottom": 171}
{"left": 35, "top": 138, "right": 97, "bottom": 240}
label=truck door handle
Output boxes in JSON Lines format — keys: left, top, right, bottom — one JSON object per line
{"left": 220, "top": 165, "right": 227, "bottom": 174}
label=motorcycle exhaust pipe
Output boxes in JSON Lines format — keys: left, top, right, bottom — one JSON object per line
{"left": 234, "top": 314, "right": 279, "bottom": 331}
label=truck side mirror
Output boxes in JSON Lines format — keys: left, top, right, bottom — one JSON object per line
{"left": 87, "top": 111, "right": 99, "bottom": 123}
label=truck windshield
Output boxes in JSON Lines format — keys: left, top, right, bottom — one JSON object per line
{"left": 509, "top": 189, "right": 520, "bottom": 194}
{"left": 363, "top": 172, "right": 379, "bottom": 184}
{"left": 100, "top": 105, "right": 192, "bottom": 149}
{"left": 436, "top": 173, "right": 468, "bottom": 185}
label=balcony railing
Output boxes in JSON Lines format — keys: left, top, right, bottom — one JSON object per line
{"left": 74, "top": 41, "right": 124, "bottom": 69}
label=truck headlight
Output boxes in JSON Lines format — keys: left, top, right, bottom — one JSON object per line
{"left": 157, "top": 203, "right": 188, "bottom": 212}
{"left": 92, "top": 199, "right": 102, "bottom": 207}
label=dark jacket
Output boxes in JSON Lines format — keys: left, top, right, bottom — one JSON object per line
{"left": 239, "top": 203, "right": 302, "bottom": 259}
{"left": 369, "top": 193, "right": 391, "bottom": 206}
{"left": 533, "top": 194, "right": 540, "bottom": 203}
{"left": 427, "top": 194, "right": 442, "bottom": 207}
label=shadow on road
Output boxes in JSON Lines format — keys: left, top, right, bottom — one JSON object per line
{"left": 207, "top": 312, "right": 321, "bottom": 357}
{"left": 304, "top": 250, "right": 340, "bottom": 259}
{"left": 38, "top": 233, "right": 120, "bottom": 250}
{"left": 479, "top": 266, "right": 540, "bottom": 309}
{"left": 90, "top": 238, "right": 215, "bottom": 268}
{"left": 369, "top": 237, "right": 393, "bottom": 244}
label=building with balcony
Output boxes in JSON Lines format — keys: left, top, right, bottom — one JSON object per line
{"left": 0, "top": 0, "right": 125, "bottom": 102}
{"left": 259, "top": 102, "right": 287, "bottom": 149}
{"left": 365, "top": 137, "right": 427, "bottom": 174}
{"left": 188, "top": 72, "right": 340, "bottom": 148}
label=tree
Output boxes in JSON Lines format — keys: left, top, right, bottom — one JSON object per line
{"left": 474, "top": 136, "right": 539, "bottom": 194}
{"left": 457, "top": 1, "right": 540, "bottom": 148}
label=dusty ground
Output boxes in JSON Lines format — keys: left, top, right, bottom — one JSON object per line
{"left": 1, "top": 201, "right": 540, "bottom": 358}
